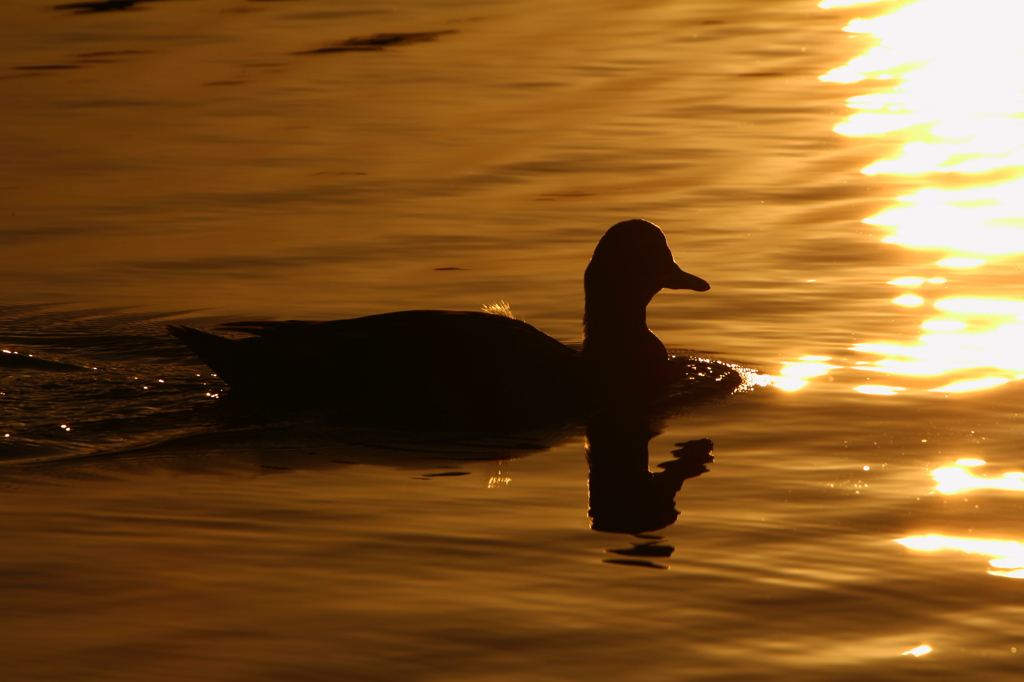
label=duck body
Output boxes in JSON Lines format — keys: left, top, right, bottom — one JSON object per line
{"left": 171, "top": 309, "right": 588, "bottom": 426}
{"left": 169, "top": 219, "right": 723, "bottom": 428}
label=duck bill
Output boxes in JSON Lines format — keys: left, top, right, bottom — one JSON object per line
{"left": 663, "top": 263, "right": 710, "bottom": 292}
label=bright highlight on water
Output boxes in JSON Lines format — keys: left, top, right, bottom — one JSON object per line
{"left": 777, "top": 0, "right": 1024, "bottom": 395}
{"left": 896, "top": 458, "right": 1024, "bottom": 579}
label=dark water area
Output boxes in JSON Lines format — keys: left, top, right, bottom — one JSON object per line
{"left": 4, "top": 0, "right": 1024, "bottom": 679}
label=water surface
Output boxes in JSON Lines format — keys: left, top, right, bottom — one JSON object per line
{"left": 4, "top": 0, "right": 1024, "bottom": 679}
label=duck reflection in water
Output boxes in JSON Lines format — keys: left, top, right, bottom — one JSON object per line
{"left": 168, "top": 219, "right": 740, "bottom": 429}
{"left": 586, "top": 410, "right": 714, "bottom": 568}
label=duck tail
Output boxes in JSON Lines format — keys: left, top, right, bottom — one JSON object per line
{"left": 167, "top": 325, "right": 251, "bottom": 388}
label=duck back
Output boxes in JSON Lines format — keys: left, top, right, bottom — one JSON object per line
{"left": 171, "top": 310, "right": 588, "bottom": 427}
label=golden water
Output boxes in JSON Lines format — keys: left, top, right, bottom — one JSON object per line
{"left": 3, "top": 0, "right": 1024, "bottom": 679}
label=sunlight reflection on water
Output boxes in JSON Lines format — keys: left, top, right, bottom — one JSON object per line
{"left": 902, "top": 644, "right": 932, "bottom": 656}
{"left": 897, "top": 458, "right": 1024, "bottom": 579}
{"left": 778, "top": 0, "right": 1024, "bottom": 395}
{"left": 897, "top": 535, "right": 1024, "bottom": 579}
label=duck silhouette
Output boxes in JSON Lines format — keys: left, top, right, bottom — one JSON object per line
{"left": 168, "top": 219, "right": 733, "bottom": 428}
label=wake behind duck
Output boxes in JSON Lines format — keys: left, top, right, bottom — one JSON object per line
{"left": 169, "top": 220, "right": 743, "bottom": 428}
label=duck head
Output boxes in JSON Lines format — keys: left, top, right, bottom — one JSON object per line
{"left": 584, "top": 219, "right": 709, "bottom": 302}
{"left": 582, "top": 219, "right": 709, "bottom": 389}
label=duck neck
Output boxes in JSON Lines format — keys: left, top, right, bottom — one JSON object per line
{"left": 582, "top": 290, "right": 668, "bottom": 371}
